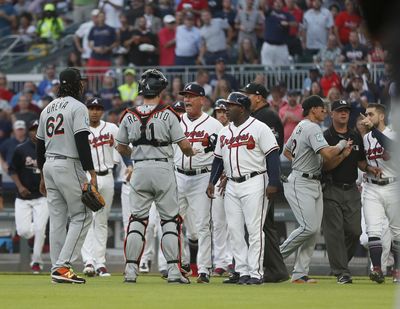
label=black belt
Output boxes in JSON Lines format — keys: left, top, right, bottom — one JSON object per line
{"left": 302, "top": 173, "right": 322, "bottom": 180}
{"left": 96, "top": 170, "right": 110, "bottom": 176}
{"left": 229, "top": 171, "right": 265, "bottom": 183}
{"left": 176, "top": 167, "right": 210, "bottom": 176}
{"left": 366, "top": 177, "right": 397, "bottom": 186}
{"left": 266, "top": 40, "right": 285, "bottom": 46}
{"left": 331, "top": 182, "right": 356, "bottom": 191}
{"left": 134, "top": 158, "right": 168, "bottom": 163}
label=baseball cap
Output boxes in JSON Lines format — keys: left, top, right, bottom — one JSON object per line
{"left": 163, "top": 14, "right": 176, "bottom": 24}
{"left": 287, "top": 89, "right": 299, "bottom": 96}
{"left": 214, "top": 99, "right": 227, "bottom": 111}
{"left": 86, "top": 97, "right": 104, "bottom": 109}
{"left": 240, "top": 83, "right": 268, "bottom": 99}
{"left": 44, "top": 3, "right": 55, "bottom": 11}
{"left": 302, "top": 95, "right": 325, "bottom": 112}
{"left": 225, "top": 92, "right": 251, "bottom": 109}
{"left": 215, "top": 57, "right": 225, "bottom": 64}
{"left": 59, "top": 68, "right": 87, "bottom": 85}
{"left": 172, "top": 101, "right": 186, "bottom": 113}
{"left": 179, "top": 83, "right": 205, "bottom": 97}
{"left": 124, "top": 68, "right": 136, "bottom": 76}
{"left": 29, "top": 119, "right": 39, "bottom": 130}
{"left": 331, "top": 99, "right": 351, "bottom": 111}
{"left": 91, "top": 8, "right": 100, "bottom": 16}
{"left": 13, "top": 120, "right": 26, "bottom": 130}
{"left": 51, "top": 79, "right": 60, "bottom": 86}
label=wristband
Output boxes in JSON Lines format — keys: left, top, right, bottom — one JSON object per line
{"left": 336, "top": 139, "right": 347, "bottom": 151}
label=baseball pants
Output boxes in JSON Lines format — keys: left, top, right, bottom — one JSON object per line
{"left": 261, "top": 41, "right": 290, "bottom": 67}
{"left": 280, "top": 174, "right": 323, "bottom": 281}
{"left": 225, "top": 174, "right": 268, "bottom": 279}
{"left": 15, "top": 197, "right": 48, "bottom": 265}
{"left": 43, "top": 157, "right": 92, "bottom": 270}
{"left": 81, "top": 173, "right": 114, "bottom": 269}
{"left": 177, "top": 172, "right": 212, "bottom": 274}
{"left": 121, "top": 182, "right": 131, "bottom": 234}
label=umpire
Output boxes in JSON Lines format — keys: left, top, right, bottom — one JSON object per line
{"left": 240, "top": 82, "right": 288, "bottom": 283}
{"left": 322, "top": 99, "right": 373, "bottom": 284}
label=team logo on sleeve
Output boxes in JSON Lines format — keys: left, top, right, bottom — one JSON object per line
{"left": 314, "top": 132, "right": 324, "bottom": 142}
{"left": 220, "top": 134, "right": 255, "bottom": 150}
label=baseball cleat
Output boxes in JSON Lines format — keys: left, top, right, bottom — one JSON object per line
{"left": 139, "top": 262, "right": 150, "bottom": 273}
{"left": 123, "top": 278, "right": 137, "bottom": 283}
{"left": 212, "top": 268, "right": 226, "bottom": 276}
{"left": 247, "top": 277, "right": 264, "bottom": 285}
{"left": 31, "top": 262, "right": 42, "bottom": 275}
{"left": 51, "top": 267, "right": 86, "bottom": 284}
{"left": 160, "top": 270, "right": 168, "bottom": 280}
{"left": 180, "top": 264, "right": 192, "bottom": 278}
{"left": 291, "top": 276, "right": 317, "bottom": 284}
{"left": 337, "top": 275, "right": 352, "bottom": 284}
{"left": 393, "top": 269, "right": 400, "bottom": 284}
{"left": 167, "top": 276, "right": 190, "bottom": 284}
{"left": 96, "top": 267, "right": 111, "bottom": 277}
{"left": 83, "top": 264, "right": 96, "bottom": 277}
{"left": 223, "top": 272, "right": 240, "bottom": 284}
{"left": 237, "top": 275, "right": 250, "bottom": 285}
{"left": 196, "top": 273, "right": 210, "bottom": 283}
{"left": 370, "top": 267, "right": 385, "bottom": 284}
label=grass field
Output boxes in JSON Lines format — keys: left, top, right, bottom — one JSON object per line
{"left": 0, "top": 274, "right": 398, "bottom": 309}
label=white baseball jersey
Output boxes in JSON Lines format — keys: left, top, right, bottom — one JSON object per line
{"left": 214, "top": 116, "right": 279, "bottom": 178}
{"left": 363, "top": 126, "right": 397, "bottom": 179}
{"left": 37, "top": 96, "right": 89, "bottom": 158}
{"left": 89, "top": 120, "right": 119, "bottom": 172}
{"left": 174, "top": 113, "right": 223, "bottom": 170}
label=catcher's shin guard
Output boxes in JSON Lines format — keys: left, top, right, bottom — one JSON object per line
{"left": 124, "top": 215, "right": 148, "bottom": 266}
{"left": 160, "top": 215, "right": 183, "bottom": 265}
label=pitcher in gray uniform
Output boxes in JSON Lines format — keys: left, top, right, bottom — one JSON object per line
{"left": 116, "top": 69, "right": 199, "bottom": 284}
{"left": 280, "top": 95, "right": 353, "bottom": 283}
{"left": 36, "top": 68, "right": 97, "bottom": 284}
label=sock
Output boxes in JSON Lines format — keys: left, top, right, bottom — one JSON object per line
{"left": 189, "top": 239, "right": 198, "bottom": 264}
{"left": 392, "top": 240, "right": 400, "bottom": 270}
{"left": 368, "top": 237, "right": 382, "bottom": 268}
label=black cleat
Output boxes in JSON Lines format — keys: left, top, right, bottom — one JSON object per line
{"left": 223, "top": 272, "right": 240, "bottom": 284}
{"left": 238, "top": 275, "right": 250, "bottom": 285}
{"left": 247, "top": 277, "right": 263, "bottom": 285}
{"left": 196, "top": 273, "right": 210, "bottom": 283}
{"left": 370, "top": 267, "right": 385, "bottom": 284}
{"left": 337, "top": 275, "right": 352, "bottom": 284}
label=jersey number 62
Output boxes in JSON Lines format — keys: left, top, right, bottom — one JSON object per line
{"left": 46, "top": 114, "right": 65, "bottom": 137}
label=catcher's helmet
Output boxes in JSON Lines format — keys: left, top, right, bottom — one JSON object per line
{"left": 225, "top": 92, "right": 251, "bottom": 110}
{"left": 139, "top": 69, "right": 168, "bottom": 96}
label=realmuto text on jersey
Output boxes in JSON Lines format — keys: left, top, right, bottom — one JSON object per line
{"left": 219, "top": 133, "right": 256, "bottom": 149}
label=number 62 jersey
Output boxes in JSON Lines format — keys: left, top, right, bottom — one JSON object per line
{"left": 36, "top": 96, "right": 90, "bottom": 158}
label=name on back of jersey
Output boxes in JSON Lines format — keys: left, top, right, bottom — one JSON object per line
{"left": 46, "top": 100, "right": 68, "bottom": 113}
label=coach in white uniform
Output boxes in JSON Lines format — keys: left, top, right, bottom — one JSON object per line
{"left": 81, "top": 98, "right": 119, "bottom": 277}
{"left": 175, "top": 83, "right": 223, "bottom": 283}
{"left": 207, "top": 92, "right": 281, "bottom": 285}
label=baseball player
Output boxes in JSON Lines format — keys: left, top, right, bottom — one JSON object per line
{"left": 9, "top": 120, "right": 49, "bottom": 274}
{"left": 81, "top": 97, "right": 119, "bottom": 277}
{"left": 36, "top": 67, "right": 97, "bottom": 284}
{"left": 116, "top": 69, "right": 199, "bottom": 284}
{"left": 280, "top": 95, "right": 352, "bottom": 283}
{"left": 207, "top": 92, "right": 281, "bottom": 285}
{"left": 175, "top": 83, "right": 223, "bottom": 283}
{"left": 359, "top": 103, "right": 400, "bottom": 284}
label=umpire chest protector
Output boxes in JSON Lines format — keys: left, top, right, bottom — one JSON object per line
{"left": 121, "top": 104, "right": 180, "bottom": 147}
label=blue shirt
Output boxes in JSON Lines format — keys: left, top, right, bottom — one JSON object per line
{"left": 0, "top": 3, "right": 16, "bottom": 36}
{"left": 175, "top": 25, "right": 201, "bottom": 57}
{"left": 37, "top": 79, "right": 52, "bottom": 97}
{"left": 88, "top": 25, "right": 117, "bottom": 61}
{"left": 264, "top": 9, "right": 294, "bottom": 45}
{"left": 99, "top": 87, "right": 118, "bottom": 111}
{"left": 0, "top": 137, "right": 27, "bottom": 166}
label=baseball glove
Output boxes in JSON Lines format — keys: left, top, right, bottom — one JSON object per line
{"left": 81, "top": 183, "right": 105, "bottom": 212}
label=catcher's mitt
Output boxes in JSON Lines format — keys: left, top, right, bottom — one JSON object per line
{"left": 81, "top": 183, "right": 105, "bottom": 212}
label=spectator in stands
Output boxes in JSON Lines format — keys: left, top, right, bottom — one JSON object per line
{"left": 175, "top": 12, "right": 201, "bottom": 65}
{"left": 358, "top": 64, "right": 379, "bottom": 102}
{"left": 199, "top": 10, "right": 230, "bottom": 65}
{"left": 326, "top": 86, "right": 342, "bottom": 103}
{"left": 202, "top": 95, "right": 214, "bottom": 115}
{"left": 46, "top": 79, "right": 60, "bottom": 99}
{"left": 195, "top": 69, "right": 212, "bottom": 97}
{"left": 98, "top": 0, "right": 123, "bottom": 29}
{"left": 158, "top": 14, "right": 176, "bottom": 66}
{"left": 11, "top": 82, "right": 41, "bottom": 108}
{"left": 302, "top": 0, "right": 334, "bottom": 62}
{"left": 278, "top": 90, "right": 303, "bottom": 143}
{"left": 328, "top": 2, "right": 340, "bottom": 20}
{"left": 253, "top": 73, "right": 267, "bottom": 88}
{"left": 170, "top": 76, "right": 183, "bottom": 99}
{"left": 17, "top": 12, "right": 36, "bottom": 47}
{"left": 99, "top": 70, "right": 118, "bottom": 110}
{"left": 73, "top": 0, "right": 97, "bottom": 24}
{"left": 176, "top": 0, "right": 208, "bottom": 22}
{"left": 261, "top": 0, "right": 296, "bottom": 67}
{"left": 348, "top": 75, "right": 372, "bottom": 128}
{"left": 36, "top": 3, "right": 64, "bottom": 43}
{"left": 0, "top": 120, "right": 27, "bottom": 173}
{"left": 125, "top": 0, "right": 145, "bottom": 26}
{"left": 110, "top": 92, "right": 129, "bottom": 114}
{"left": 302, "top": 67, "right": 320, "bottom": 96}
{"left": 37, "top": 64, "right": 56, "bottom": 97}
{"left": 135, "top": 2, "right": 162, "bottom": 34}
{"left": 340, "top": 30, "right": 368, "bottom": 63}
{"left": 368, "top": 41, "right": 386, "bottom": 63}
{"left": 334, "top": 0, "right": 360, "bottom": 46}
{"left": 87, "top": 10, "right": 118, "bottom": 75}
{"left": 67, "top": 50, "right": 83, "bottom": 67}
{"left": 0, "top": 0, "right": 17, "bottom": 37}
{"left": 74, "top": 8, "right": 100, "bottom": 65}
{"left": 158, "top": 0, "right": 175, "bottom": 18}
{"left": 11, "top": 95, "right": 38, "bottom": 126}
{"left": 13, "top": 0, "right": 30, "bottom": 15}
{"left": 209, "top": 57, "right": 238, "bottom": 91}
{"left": 214, "top": 0, "right": 237, "bottom": 29}
{"left": 211, "top": 78, "right": 231, "bottom": 101}
{"left": 237, "top": 37, "right": 259, "bottom": 64}
{"left": 314, "top": 34, "right": 342, "bottom": 64}
{"left": 310, "top": 80, "right": 323, "bottom": 97}
{"left": 0, "top": 73, "right": 13, "bottom": 102}
{"left": 12, "top": 89, "right": 41, "bottom": 115}
{"left": 268, "top": 85, "right": 287, "bottom": 113}
{"left": 235, "top": 0, "right": 264, "bottom": 48}
{"left": 118, "top": 68, "right": 139, "bottom": 104}
{"left": 341, "top": 62, "right": 358, "bottom": 92}
{"left": 0, "top": 102, "right": 12, "bottom": 146}
{"left": 283, "top": 0, "right": 304, "bottom": 61}
{"left": 320, "top": 59, "right": 341, "bottom": 97}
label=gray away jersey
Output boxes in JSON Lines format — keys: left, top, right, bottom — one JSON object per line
{"left": 37, "top": 96, "right": 90, "bottom": 158}
{"left": 285, "top": 119, "right": 329, "bottom": 174}
{"left": 117, "top": 105, "right": 186, "bottom": 160}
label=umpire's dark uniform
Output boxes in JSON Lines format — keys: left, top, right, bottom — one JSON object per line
{"left": 250, "top": 90, "right": 289, "bottom": 283}
{"left": 322, "top": 103, "right": 365, "bottom": 281}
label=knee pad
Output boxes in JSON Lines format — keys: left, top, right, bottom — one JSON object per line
{"left": 124, "top": 215, "right": 148, "bottom": 265}
{"left": 160, "top": 215, "right": 183, "bottom": 264}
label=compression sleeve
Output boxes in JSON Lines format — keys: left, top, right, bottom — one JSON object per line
{"left": 74, "top": 131, "right": 94, "bottom": 171}
{"left": 36, "top": 138, "right": 46, "bottom": 170}
{"left": 210, "top": 157, "right": 224, "bottom": 185}
{"left": 266, "top": 149, "right": 281, "bottom": 187}
{"left": 371, "top": 127, "right": 393, "bottom": 150}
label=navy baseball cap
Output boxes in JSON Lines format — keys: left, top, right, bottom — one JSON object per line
{"left": 172, "top": 101, "right": 186, "bottom": 113}
{"left": 86, "top": 97, "right": 104, "bottom": 109}
{"left": 331, "top": 99, "right": 351, "bottom": 111}
{"left": 214, "top": 99, "right": 227, "bottom": 111}
{"left": 179, "top": 83, "right": 205, "bottom": 97}
{"left": 225, "top": 92, "right": 251, "bottom": 110}
{"left": 240, "top": 83, "right": 268, "bottom": 99}
{"left": 60, "top": 68, "right": 87, "bottom": 85}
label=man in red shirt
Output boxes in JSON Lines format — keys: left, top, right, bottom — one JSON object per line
{"left": 0, "top": 73, "right": 13, "bottom": 102}
{"left": 320, "top": 59, "right": 341, "bottom": 97}
{"left": 278, "top": 90, "right": 303, "bottom": 143}
{"left": 335, "top": 0, "right": 361, "bottom": 45}
{"left": 158, "top": 15, "right": 176, "bottom": 66}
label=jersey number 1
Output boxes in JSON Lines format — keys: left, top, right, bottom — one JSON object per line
{"left": 46, "top": 114, "right": 65, "bottom": 137}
